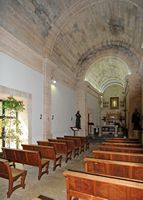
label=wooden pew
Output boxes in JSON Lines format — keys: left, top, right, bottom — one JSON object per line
{"left": 22, "top": 144, "right": 62, "bottom": 171}
{"left": 102, "top": 142, "right": 142, "bottom": 148}
{"left": 97, "top": 145, "right": 143, "bottom": 153}
{"left": 64, "top": 136, "right": 84, "bottom": 153}
{"left": 57, "top": 137, "right": 79, "bottom": 158}
{"left": 63, "top": 170, "right": 143, "bottom": 200}
{"left": 37, "top": 140, "right": 72, "bottom": 163}
{"left": 48, "top": 139, "right": 72, "bottom": 162}
{"left": 105, "top": 138, "right": 140, "bottom": 143}
{"left": 84, "top": 157, "right": 143, "bottom": 181}
{"left": 0, "top": 159, "right": 27, "bottom": 198}
{"left": 2, "top": 148, "right": 49, "bottom": 180}
{"left": 73, "top": 136, "right": 89, "bottom": 151}
{"left": 55, "top": 138, "right": 76, "bottom": 158}
{"left": 92, "top": 150, "right": 143, "bottom": 163}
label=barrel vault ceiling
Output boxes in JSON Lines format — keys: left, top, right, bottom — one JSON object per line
{"left": 0, "top": 0, "right": 143, "bottom": 92}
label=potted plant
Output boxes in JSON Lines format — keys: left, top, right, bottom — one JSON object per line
{"left": 2, "top": 96, "right": 25, "bottom": 148}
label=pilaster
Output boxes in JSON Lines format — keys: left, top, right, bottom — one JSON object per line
{"left": 127, "top": 74, "right": 141, "bottom": 139}
{"left": 43, "top": 59, "right": 52, "bottom": 139}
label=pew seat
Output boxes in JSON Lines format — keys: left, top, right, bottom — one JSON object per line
{"left": 105, "top": 138, "right": 140, "bottom": 143}
{"left": 98, "top": 145, "right": 143, "bottom": 153}
{"left": 65, "top": 136, "right": 90, "bottom": 151}
{"left": 2, "top": 148, "right": 49, "bottom": 180}
{"left": 58, "top": 137, "right": 80, "bottom": 157}
{"left": 64, "top": 136, "right": 83, "bottom": 154}
{"left": 93, "top": 150, "right": 143, "bottom": 163}
{"left": 37, "top": 140, "right": 72, "bottom": 163}
{"left": 102, "top": 142, "right": 142, "bottom": 147}
{"left": 48, "top": 139, "right": 72, "bottom": 162}
{"left": 56, "top": 137, "right": 76, "bottom": 157}
{"left": 22, "top": 144, "right": 62, "bottom": 171}
{"left": 63, "top": 170, "right": 143, "bottom": 200}
{"left": 0, "top": 159, "right": 27, "bottom": 198}
{"left": 84, "top": 157, "right": 143, "bottom": 181}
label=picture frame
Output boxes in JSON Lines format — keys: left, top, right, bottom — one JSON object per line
{"left": 110, "top": 97, "right": 119, "bottom": 109}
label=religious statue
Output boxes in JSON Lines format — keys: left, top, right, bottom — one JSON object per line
{"left": 75, "top": 111, "right": 81, "bottom": 129}
{"left": 132, "top": 108, "right": 141, "bottom": 130}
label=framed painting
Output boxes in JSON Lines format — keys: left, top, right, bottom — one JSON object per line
{"left": 110, "top": 97, "right": 119, "bottom": 109}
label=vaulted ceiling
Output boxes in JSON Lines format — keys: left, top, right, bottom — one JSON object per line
{"left": 0, "top": 0, "right": 143, "bottom": 92}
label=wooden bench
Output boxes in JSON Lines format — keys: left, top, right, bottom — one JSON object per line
{"left": 57, "top": 137, "right": 79, "bottom": 158}
{"left": 37, "top": 140, "right": 72, "bottom": 163}
{"left": 2, "top": 148, "right": 49, "bottom": 180}
{"left": 97, "top": 145, "right": 143, "bottom": 153}
{"left": 105, "top": 138, "right": 140, "bottom": 143}
{"left": 84, "top": 157, "right": 143, "bottom": 181}
{"left": 71, "top": 136, "right": 89, "bottom": 151}
{"left": 56, "top": 137, "right": 76, "bottom": 155}
{"left": 93, "top": 150, "right": 143, "bottom": 163}
{"left": 48, "top": 139, "right": 73, "bottom": 162}
{"left": 63, "top": 170, "right": 143, "bottom": 200}
{"left": 22, "top": 144, "right": 62, "bottom": 171}
{"left": 0, "top": 159, "right": 27, "bottom": 198}
{"left": 102, "top": 142, "right": 142, "bottom": 148}
{"left": 64, "top": 136, "right": 84, "bottom": 153}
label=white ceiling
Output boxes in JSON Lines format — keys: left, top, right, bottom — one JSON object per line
{"left": 85, "top": 56, "right": 131, "bottom": 92}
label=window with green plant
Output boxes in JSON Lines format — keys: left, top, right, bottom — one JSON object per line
{"left": 2, "top": 96, "right": 25, "bottom": 148}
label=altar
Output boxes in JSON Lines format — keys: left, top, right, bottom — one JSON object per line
{"left": 102, "top": 125, "right": 115, "bottom": 135}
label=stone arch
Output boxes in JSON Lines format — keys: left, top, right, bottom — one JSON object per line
{"left": 76, "top": 40, "right": 140, "bottom": 82}
{"left": 45, "top": 0, "right": 143, "bottom": 59}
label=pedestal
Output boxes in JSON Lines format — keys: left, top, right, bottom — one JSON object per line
{"left": 114, "top": 125, "right": 118, "bottom": 137}
{"left": 132, "top": 130, "right": 141, "bottom": 140}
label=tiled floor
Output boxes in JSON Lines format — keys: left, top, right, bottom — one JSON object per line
{"left": 0, "top": 142, "right": 100, "bottom": 200}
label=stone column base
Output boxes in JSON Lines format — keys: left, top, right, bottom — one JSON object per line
{"left": 130, "top": 130, "right": 141, "bottom": 140}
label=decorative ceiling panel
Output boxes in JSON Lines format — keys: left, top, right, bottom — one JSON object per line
{"left": 85, "top": 56, "right": 130, "bottom": 92}
{"left": 48, "top": 0, "right": 143, "bottom": 77}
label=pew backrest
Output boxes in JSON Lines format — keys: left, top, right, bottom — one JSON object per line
{"left": 2, "top": 147, "right": 49, "bottom": 180}
{"left": 56, "top": 138, "right": 75, "bottom": 152}
{"left": 0, "top": 159, "right": 27, "bottom": 198}
{"left": 64, "top": 136, "right": 82, "bottom": 149}
{"left": 84, "top": 157, "right": 143, "bottom": 181}
{"left": 23, "top": 143, "right": 62, "bottom": 170}
{"left": 22, "top": 144, "right": 57, "bottom": 160}
{"left": 3, "top": 148, "right": 41, "bottom": 166}
{"left": 105, "top": 138, "right": 139, "bottom": 143}
{"left": 0, "top": 159, "right": 12, "bottom": 179}
{"left": 102, "top": 142, "right": 142, "bottom": 147}
{"left": 92, "top": 150, "right": 143, "bottom": 163}
{"left": 98, "top": 145, "right": 143, "bottom": 153}
{"left": 63, "top": 170, "right": 143, "bottom": 200}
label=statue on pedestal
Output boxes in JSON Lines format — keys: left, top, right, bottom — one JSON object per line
{"left": 132, "top": 108, "right": 141, "bottom": 130}
{"left": 75, "top": 111, "right": 81, "bottom": 129}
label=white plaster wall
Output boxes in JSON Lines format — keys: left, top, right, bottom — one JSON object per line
{"left": 0, "top": 53, "right": 43, "bottom": 143}
{"left": 51, "top": 82, "right": 76, "bottom": 137}
{"left": 86, "top": 93, "right": 100, "bottom": 129}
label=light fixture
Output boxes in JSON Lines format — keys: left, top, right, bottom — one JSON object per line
{"left": 50, "top": 79, "right": 56, "bottom": 84}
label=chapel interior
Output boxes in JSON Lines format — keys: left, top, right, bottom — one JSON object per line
{"left": 0, "top": 0, "right": 143, "bottom": 200}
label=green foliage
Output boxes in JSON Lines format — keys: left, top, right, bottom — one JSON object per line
{"left": 2, "top": 96, "right": 25, "bottom": 148}
{"left": 3, "top": 96, "right": 25, "bottom": 112}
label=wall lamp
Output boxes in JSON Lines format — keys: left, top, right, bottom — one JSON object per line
{"left": 50, "top": 79, "right": 56, "bottom": 84}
